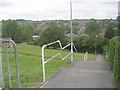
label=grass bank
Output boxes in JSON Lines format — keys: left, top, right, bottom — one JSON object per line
{"left": 2, "top": 45, "right": 96, "bottom": 88}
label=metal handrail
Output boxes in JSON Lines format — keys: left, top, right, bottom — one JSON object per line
{"left": 84, "top": 52, "right": 88, "bottom": 61}
{"left": 42, "top": 40, "right": 77, "bottom": 82}
{"left": 0, "top": 38, "right": 20, "bottom": 88}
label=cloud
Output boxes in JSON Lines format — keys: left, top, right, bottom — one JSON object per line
{"left": 0, "top": 1, "right": 13, "bottom": 7}
{"left": 0, "top": 0, "right": 119, "bottom": 20}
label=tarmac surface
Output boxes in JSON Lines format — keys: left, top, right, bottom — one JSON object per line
{"left": 41, "top": 55, "right": 115, "bottom": 88}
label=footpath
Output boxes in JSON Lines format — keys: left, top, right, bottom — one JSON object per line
{"left": 41, "top": 55, "right": 115, "bottom": 88}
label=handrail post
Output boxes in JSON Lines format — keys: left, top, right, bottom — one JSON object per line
{"left": 42, "top": 45, "right": 46, "bottom": 82}
{"left": 6, "top": 47, "right": 12, "bottom": 88}
{"left": 71, "top": 42, "right": 73, "bottom": 62}
{"left": 10, "top": 40, "right": 20, "bottom": 88}
{"left": 84, "top": 52, "right": 88, "bottom": 61}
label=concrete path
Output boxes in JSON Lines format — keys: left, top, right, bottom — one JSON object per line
{"left": 41, "top": 55, "right": 115, "bottom": 88}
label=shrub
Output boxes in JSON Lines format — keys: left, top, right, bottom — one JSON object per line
{"left": 34, "top": 24, "right": 67, "bottom": 48}
{"left": 74, "top": 36, "right": 109, "bottom": 53}
{"left": 107, "top": 36, "right": 120, "bottom": 89}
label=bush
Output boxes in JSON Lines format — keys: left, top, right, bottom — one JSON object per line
{"left": 2, "top": 19, "right": 34, "bottom": 43}
{"left": 34, "top": 24, "right": 67, "bottom": 48}
{"left": 74, "top": 36, "right": 109, "bottom": 53}
{"left": 107, "top": 36, "right": 120, "bottom": 89}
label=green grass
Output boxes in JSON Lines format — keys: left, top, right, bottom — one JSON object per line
{"left": 2, "top": 44, "right": 96, "bottom": 88}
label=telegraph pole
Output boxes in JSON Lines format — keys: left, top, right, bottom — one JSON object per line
{"left": 70, "top": 0, "right": 73, "bottom": 62}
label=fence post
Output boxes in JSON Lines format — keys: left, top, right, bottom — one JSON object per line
{"left": 6, "top": 47, "right": 12, "bottom": 88}
{"left": 0, "top": 52, "right": 4, "bottom": 88}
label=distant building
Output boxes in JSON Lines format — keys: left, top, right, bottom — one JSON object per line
{"left": 98, "top": 32, "right": 105, "bottom": 37}
{"left": 78, "top": 27, "right": 86, "bottom": 34}
{"left": 97, "top": 28, "right": 106, "bottom": 37}
{"left": 65, "top": 33, "right": 78, "bottom": 41}
{"left": 0, "top": 37, "right": 13, "bottom": 48}
{"left": 64, "top": 23, "right": 69, "bottom": 27}
{"left": 32, "top": 35, "right": 40, "bottom": 41}
{"left": 34, "top": 22, "right": 48, "bottom": 31}
{"left": 76, "top": 24, "right": 86, "bottom": 34}
{"left": 79, "top": 34, "right": 89, "bottom": 37}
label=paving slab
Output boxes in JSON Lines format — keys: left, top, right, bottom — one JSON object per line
{"left": 41, "top": 55, "right": 115, "bottom": 88}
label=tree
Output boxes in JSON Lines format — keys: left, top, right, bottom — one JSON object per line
{"left": 117, "top": 16, "right": 120, "bottom": 35}
{"left": 20, "top": 23, "right": 34, "bottom": 42}
{"left": 2, "top": 19, "right": 21, "bottom": 42}
{"left": 85, "top": 19, "right": 100, "bottom": 38}
{"left": 74, "top": 36, "right": 109, "bottom": 53}
{"left": 2, "top": 19, "right": 34, "bottom": 43}
{"left": 105, "top": 23, "right": 114, "bottom": 39}
{"left": 35, "top": 24, "right": 67, "bottom": 48}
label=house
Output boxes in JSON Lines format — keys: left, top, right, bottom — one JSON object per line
{"left": 76, "top": 24, "right": 86, "bottom": 34}
{"left": 98, "top": 28, "right": 106, "bottom": 37}
{"left": 32, "top": 35, "right": 40, "bottom": 41}
{"left": 98, "top": 32, "right": 105, "bottom": 37}
{"left": 0, "top": 37, "right": 13, "bottom": 48}
{"left": 78, "top": 27, "right": 86, "bottom": 34}
{"left": 65, "top": 33, "right": 78, "bottom": 41}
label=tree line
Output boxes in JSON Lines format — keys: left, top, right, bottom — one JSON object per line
{"left": 2, "top": 19, "right": 34, "bottom": 43}
{"left": 2, "top": 19, "right": 118, "bottom": 54}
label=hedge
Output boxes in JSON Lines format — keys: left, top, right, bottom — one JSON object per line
{"left": 107, "top": 36, "right": 120, "bottom": 89}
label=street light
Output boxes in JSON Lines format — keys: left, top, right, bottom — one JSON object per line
{"left": 70, "top": 0, "right": 73, "bottom": 63}
{"left": 95, "top": 35, "right": 98, "bottom": 54}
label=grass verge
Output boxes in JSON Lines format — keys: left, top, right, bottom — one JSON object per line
{"left": 2, "top": 44, "right": 96, "bottom": 88}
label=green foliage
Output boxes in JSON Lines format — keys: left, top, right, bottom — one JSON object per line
{"left": 118, "top": 16, "right": 120, "bottom": 35}
{"left": 35, "top": 24, "right": 67, "bottom": 47}
{"left": 74, "top": 36, "right": 109, "bottom": 53}
{"left": 2, "top": 19, "right": 34, "bottom": 43}
{"left": 107, "top": 36, "right": 120, "bottom": 89}
{"left": 19, "top": 24, "right": 34, "bottom": 42}
{"left": 2, "top": 19, "right": 21, "bottom": 42}
{"left": 85, "top": 19, "right": 100, "bottom": 38}
{"left": 105, "top": 23, "right": 115, "bottom": 39}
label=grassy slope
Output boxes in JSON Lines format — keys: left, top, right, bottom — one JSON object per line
{"left": 2, "top": 45, "right": 96, "bottom": 88}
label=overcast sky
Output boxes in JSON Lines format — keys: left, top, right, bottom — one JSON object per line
{"left": 0, "top": 0, "right": 119, "bottom": 20}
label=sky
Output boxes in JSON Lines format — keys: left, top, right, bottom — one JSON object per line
{"left": 0, "top": 0, "right": 119, "bottom": 20}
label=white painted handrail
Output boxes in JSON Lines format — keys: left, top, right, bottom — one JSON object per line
{"left": 42, "top": 40, "right": 77, "bottom": 82}
{"left": 84, "top": 52, "right": 88, "bottom": 61}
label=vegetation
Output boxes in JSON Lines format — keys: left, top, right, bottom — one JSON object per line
{"left": 106, "top": 36, "right": 120, "bottom": 89}
{"left": 2, "top": 18, "right": 118, "bottom": 88}
{"left": 2, "top": 19, "right": 34, "bottom": 43}
{"left": 117, "top": 16, "right": 120, "bottom": 35}
{"left": 74, "top": 36, "right": 109, "bottom": 53}
{"left": 34, "top": 24, "right": 67, "bottom": 47}
{"left": 2, "top": 44, "right": 96, "bottom": 88}
{"left": 104, "top": 23, "right": 115, "bottom": 39}
{"left": 85, "top": 19, "right": 100, "bottom": 38}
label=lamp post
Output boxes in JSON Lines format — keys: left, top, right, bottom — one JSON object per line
{"left": 95, "top": 35, "right": 98, "bottom": 54}
{"left": 70, "top": 0, "right": 73, "bottom": 62}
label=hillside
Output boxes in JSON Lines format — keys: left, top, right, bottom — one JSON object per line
{"left": 2, "top": 44, "right": 96, "bottom": 88}
{"left": 14, "top": 19, "right": 117, "bottom": 33}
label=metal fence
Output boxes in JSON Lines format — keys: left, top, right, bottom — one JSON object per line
{"left": 0, "top": 38, "right": 20, "bottom": 88}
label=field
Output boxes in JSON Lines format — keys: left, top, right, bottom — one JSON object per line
{"left": 2, "top": 44, "right": 96, "bottom": 88}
